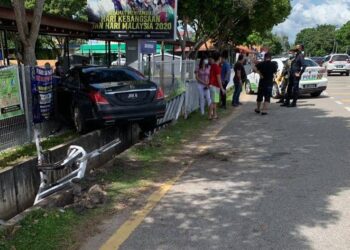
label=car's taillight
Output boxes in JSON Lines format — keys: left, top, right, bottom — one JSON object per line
{"left": 89, "top": 91, "right": 109, "bottom": 105}
{"left": 155, "top": 87, "right": 164, "bottom": 100}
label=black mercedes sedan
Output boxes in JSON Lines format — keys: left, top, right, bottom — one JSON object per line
{"left": 56, "top": 66, "right": 166, "bottom": 133}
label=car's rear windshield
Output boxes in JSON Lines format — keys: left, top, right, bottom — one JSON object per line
{"left": 332, "top": 55, "right": 349, "bottom": 61}
{"left": 81, "top": 68, "right": 146, "bottom": 84}
{"left": 304, "top": 59, "right": 319, "bottom": 67}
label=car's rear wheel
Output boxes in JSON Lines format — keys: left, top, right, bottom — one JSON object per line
{"left": 310, "top": 92, "right": 322, "bottom": 97}
{"left": 272, "top": 83, "right": 280, "bottom": 99}
{"left": 139, "top": 118, "right": 157, "bottom": 133}
{"left": 346, "top": 71, "right": 349, "bottom": 76}
{"left": 245, "top": 81, "right": 253, "bottom": 94}
{"left": 73, "top": 106, "right": 88, "bottom": 134}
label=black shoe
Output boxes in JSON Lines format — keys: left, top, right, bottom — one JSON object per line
{"left": 261, "top": 112, "right": 268, "bottom": 115}
{"left": 254, "top": 109, "right": 260, "bottom": 114}
{"left": 287, "top": 103, "right": 296, "bottom": 107}
{"left": 280, "top": 103, "right": 289, "bottom": 107}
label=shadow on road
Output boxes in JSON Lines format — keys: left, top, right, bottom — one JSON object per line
{"left": 121, "top": 100, "right": 350, "bottom": 249}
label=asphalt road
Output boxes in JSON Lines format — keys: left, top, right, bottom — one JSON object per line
{"left": 102, "top": 75, "right": 350, "bottom": 250}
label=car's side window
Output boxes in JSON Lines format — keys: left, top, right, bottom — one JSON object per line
{"left": 66, "top": 70, "right": 80, "bottom": 89}
{"left": 325, "top": 56, "right": 331, "bottom": 62}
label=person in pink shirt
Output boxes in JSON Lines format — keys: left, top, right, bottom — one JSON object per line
{"left": 195, "top": 57, "right": 212, "bottom": 115}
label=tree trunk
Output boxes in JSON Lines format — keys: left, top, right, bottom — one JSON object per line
{"left": 12, "top": 0, "right": 45, "bottom": 66}
{"left": 23, "top": 44, "right": 37, "bottom": 66}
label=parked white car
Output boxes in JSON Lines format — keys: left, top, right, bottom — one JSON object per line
{"left": 245, "top": 58, "right": 328, "bottom": 98}
{"left": 322, "top": 54, "right": 350, "bottom": 76}
{"left": 111, "top": 57, "right": 126, "bottom": 66}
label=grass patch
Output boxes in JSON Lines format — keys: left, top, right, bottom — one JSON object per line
{"left": 0, "top": 209, "right": 79, "bottom": 250}
{"left": 0, "top": 96, "right": 234, "bottom": 249}
{"left": 0, "top": 132, "right": 77, "bottom": 169}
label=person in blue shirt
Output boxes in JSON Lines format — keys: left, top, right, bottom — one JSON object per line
{"left": 220, "top": 51, "right": 231, "bottom": 109}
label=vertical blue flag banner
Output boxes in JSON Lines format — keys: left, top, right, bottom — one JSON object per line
{"left": 31, "top": 67, "right": 53, "bottom": 124}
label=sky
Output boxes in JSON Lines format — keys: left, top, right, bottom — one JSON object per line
{"left": 273, "top": 0, "right": 350, "bottom": 43}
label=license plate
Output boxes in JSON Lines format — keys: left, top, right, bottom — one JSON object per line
{"left": 304, "top": 84, "right": 316, "bottom": 89}
{"left": 128, "top": 93, "right": 138, "bottom": 99}
{"left": 336, "top": 65, "right": 344, "bottom": 68}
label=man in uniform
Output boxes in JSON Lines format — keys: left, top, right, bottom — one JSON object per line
{"left": 281, "top": 44, "right": 306, "bottom": 107}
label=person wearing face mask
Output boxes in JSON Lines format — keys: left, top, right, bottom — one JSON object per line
{"left": 195, "top": 57, "right": 212, "bottom": 115}
{"left": 281, "top": 44, "right": 306, "bottom": 107}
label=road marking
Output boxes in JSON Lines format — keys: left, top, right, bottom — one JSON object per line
{"left": 330, "top": 97, "right": 335, "bottom": 99}
{"left": 340, "top": 99, "right": 350, "bottom": 103}
{"left": 335, "top": 101, "right": 343, "bottom": 105}
{"left": 345, "top": 107, "right": 350, "bottom": 112}
{"left": 328, "top": 93, "right": 350, "bottom": 96}
{"left": 100, "top": 166, "right": 189, "bottom": 250}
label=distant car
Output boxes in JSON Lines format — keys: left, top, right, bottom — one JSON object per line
{"left": 310, "top": 57, "right": 324, "bottom": 66}
{"left": 245, "top": 58, "right": 328, "bottom": 98}
{"left": 322, "top": 54, "right": 350, "bottom": 76}
{"left": 111, "top": 57, "right": 126, "bottom": 66}
{"left": 57, "top": 66, "right": 166, "bottom": 133}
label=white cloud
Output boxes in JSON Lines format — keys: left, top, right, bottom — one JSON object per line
{"left": 273, "top": 0, "right": 350, "bottom": 43}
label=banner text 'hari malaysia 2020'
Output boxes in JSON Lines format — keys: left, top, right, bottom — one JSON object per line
{"left": 87, "top": 0, "right": 177, "bottom": 40}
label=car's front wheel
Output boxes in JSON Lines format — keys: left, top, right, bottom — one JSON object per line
{"left": 272, "top": 83, "right": 280, "bottom": 99}
{"left": 327, "top": 70, "right": 331, "bottom": 76}
{"left": 73, "top": 106, "right": 88, "bottom": 134}
{"left": 310, "top": 92, "right": 322, "bottom": 97}
{"left": 346, "top": 71, "right": 349, "bottom": 76}
{"left": 245, "top": 81, "right": 253, "bottom": 94}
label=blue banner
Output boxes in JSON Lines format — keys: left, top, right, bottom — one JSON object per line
{"left": 140, "top": 40, "right": 157, "bottom": 54}
{"left": 31, "top": 67, "right": 53, "bottom": 124}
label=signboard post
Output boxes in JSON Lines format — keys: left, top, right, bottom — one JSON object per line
{"left": 140, "top": 40, "right": 157, "bottom": 80}
{"left": 0, "top": 66, "right": 24, "bottom": 120}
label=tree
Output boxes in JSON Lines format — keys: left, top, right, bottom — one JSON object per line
{"left": 178, "top": 0, "right": 291, "bottom": 58}
{"left": 12, "top": 0, "right": 45, "bottom": 66}
{"left": 336, "top": 21, "right": 350, "bottom": 54}
{"left": 246, "top": 31, "right": 284, "bottom": 55}
{"left": 295, "top": 25, "right": 336, "bottom": 56}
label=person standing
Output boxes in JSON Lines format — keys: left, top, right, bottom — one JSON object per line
{"left": 254, "top": 53, "right": 278, "bottom": 115}
{"left": 220, "top": 51, "right": 231, "bottom": 109}
{"left": 276, "top": 54, "right": 294, "bottom": 104}
{"left": 232, "top": 54, "right": 246, "bottom": 107}
{"left": 195, "top": 57, "right": 212, "bottom": 115}
{"left": 209, "top": 51, "right": 225, "bottom": 120}
{"left": 282, "top": 44, "right": 306, "bottom": 107}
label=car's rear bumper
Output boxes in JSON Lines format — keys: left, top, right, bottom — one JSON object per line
{"left": 328, "top": 67, "right": 350, "bottom": 72}
{"left": 86, "top": 101, "right": 166, "bottom": 124}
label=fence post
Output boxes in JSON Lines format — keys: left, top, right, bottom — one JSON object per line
{"left": 21, "top": 65, "right": 33, "bottom": 143}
